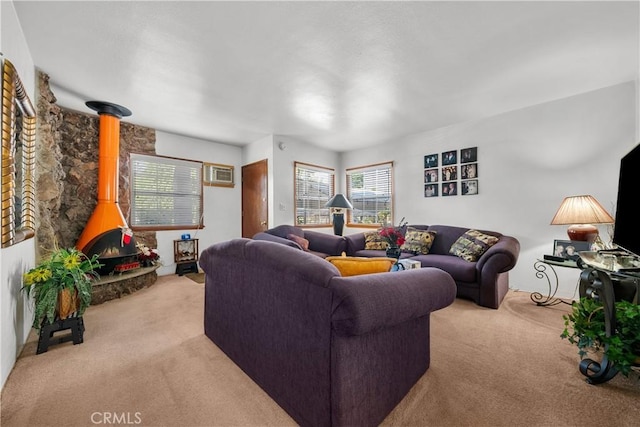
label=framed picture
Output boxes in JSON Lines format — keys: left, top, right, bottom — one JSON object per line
{"left": 424, "top": 183, "right": 438, "bottom": 197}
{"left": 442, "top": 182, "right": 457, "bottom": 196}
{"left": 461, "top": 147, "right": 477, "bottom": 163}
{"left": 553, "top": 240, "right": 592, "bottom": 261}
{"left": 461, "top": 163, "right": 478, "bottom": 179}
{"left": 424, "top": 153, "right": 438, "bottom": 168}
{"left": 442, "top": 150, "right": 457, "bottom": 165}
{"left": 462, "top": 179, "right": 478, "bottom": 195}
{"left": 442, "top": 165, "right": 457, "bottom": 182}
{"left": 424, "top": 168, "right": 438, "bottom": 183}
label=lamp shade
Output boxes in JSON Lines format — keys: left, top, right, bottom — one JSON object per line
{"left": 324, "top": 194, "right": 353, "bottom": 209}
{"left": 550, "top": 195, "right": 614, "bottom": 241}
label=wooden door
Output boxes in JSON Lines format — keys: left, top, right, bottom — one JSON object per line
{"left": 242, "top": 159, "right": 268, "bottom": 238}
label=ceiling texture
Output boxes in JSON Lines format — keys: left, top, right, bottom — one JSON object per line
{"left": 12, "top": 1, "right": 640, "bottom": 152}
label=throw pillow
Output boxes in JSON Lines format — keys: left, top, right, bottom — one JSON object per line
{"left": 449, "top": 229, "right": 499, "bottom": 262}
{"left": 287, "top": 233, "right": 309, "bottom": 251}
{"left": 364, "top": 230, "right": 388, "bottom": 250}
{"left": 325, "top": 256, "right": 396, "bottom": 277}
{"left": 401, "top": 227, "right": 436, "bottom": 255}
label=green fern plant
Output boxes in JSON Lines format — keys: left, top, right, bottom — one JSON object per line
{"left": 22, "top": 247, "right": 102, "bottom": 329}
{"left": 561, "top": 297, "right": 640, "bottom": 377}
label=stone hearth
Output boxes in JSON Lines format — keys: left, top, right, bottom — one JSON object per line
{"left": 91, "top": 265, "right": 159, "bottom": 305}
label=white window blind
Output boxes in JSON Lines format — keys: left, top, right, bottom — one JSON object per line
{"left": 130, "top": 153, "right": 203, "bottom": 229}
{"left": 294, "top": 162, "right": 335, "bottom": 226}
{"left": 347, "top": 162, "right": 393, "bottom": 225}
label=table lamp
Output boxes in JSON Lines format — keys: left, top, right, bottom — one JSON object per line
{"left": 324, "top": 194, "right": 353, "bottom": 236}
{"left": 550, "top": 195, "right": 614, "bottom": 242}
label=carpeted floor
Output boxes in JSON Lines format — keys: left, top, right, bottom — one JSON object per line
{"left": 1, "top": 275, "right": 638, "bottom": 426}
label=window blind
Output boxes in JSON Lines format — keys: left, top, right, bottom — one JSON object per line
{"left": 294, "top": 162, "right": 335, "bottom": 226}
{"left": 346, "top": 162, "right": 393, "bottom": 225}
{"left": 130, "top": 153, "right": 203, "bottom": 229}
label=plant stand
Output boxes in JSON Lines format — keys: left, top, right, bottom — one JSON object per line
{"left": 577, "top": 268, "right": 640, "bottom": 384}
{"left": 36, "top": 316, "right": 84, "bottom": 354}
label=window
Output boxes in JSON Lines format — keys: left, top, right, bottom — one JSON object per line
{"left": 347, "top": 162, "right": 394, "bottom": 226}
{"left": 294, "top": 162, "right": 335, "bottom": 227}
{"left": 130, "top": 153, "right": 203, "bottom": 229}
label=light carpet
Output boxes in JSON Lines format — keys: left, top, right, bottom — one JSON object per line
{"left": 1, "top": 275, "right": 638, "bottom": 426}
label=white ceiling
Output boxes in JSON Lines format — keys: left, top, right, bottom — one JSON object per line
{"left": 12, "top": 1, "right": 640, "bottom": 152}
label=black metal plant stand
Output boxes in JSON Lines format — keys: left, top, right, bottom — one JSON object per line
{"left": 576, "top": 268, "right": 619, "bottom": 384}
{"left": 37, "top": 316, "right": 85, "bottom": 354}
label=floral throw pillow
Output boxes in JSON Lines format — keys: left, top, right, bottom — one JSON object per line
{"left": 401, "top": 228, "right": 437, "bottom": 255}
{"left": 449, "top": 229, "right": 499, "bottom": 262}
{"left": 364, "top": 230, "right": 388, "bottom": 250}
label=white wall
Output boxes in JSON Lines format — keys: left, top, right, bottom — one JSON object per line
{"left": 342, "top": 81, "right": 637, "bottom": 299}
{"left": 154, "top": 131, "right": 243, "bottom": 275}
{"left": 0, "top": 0, "right": 37, "bottom": 390}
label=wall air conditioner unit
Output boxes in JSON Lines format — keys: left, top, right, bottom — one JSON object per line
{"left": 203, "top": 162, "right": 235, "bottom": 187}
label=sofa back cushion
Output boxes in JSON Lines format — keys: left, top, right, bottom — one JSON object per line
{"left": 267, "top": 224, "right": 304, "bottom": 239}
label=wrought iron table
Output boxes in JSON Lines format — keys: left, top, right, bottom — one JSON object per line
{"left": 531, "top": 258, "right": 579, "bottom": 306}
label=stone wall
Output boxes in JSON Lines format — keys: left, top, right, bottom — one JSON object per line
{"left": 35, "top": 70, "right": 157, "bottom": 258}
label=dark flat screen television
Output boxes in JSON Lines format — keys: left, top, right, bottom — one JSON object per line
{"left": 612, "top": 143, "right": 640, "bottom": 257}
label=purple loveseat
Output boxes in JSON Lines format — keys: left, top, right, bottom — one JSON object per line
{"left": 346, "top": 225, "right": 520, "bottom": 309}
{"left": 253, "top": 224, "right": 347, "bottom": 258}
{"left": 200, "top": 238, "right": 456, "bottom": 426}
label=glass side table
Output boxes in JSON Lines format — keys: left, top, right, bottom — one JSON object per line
{"left": 532, "top": 258, "right": 580, "bottom": 306}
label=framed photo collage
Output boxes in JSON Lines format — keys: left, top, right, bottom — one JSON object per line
{"left": 424, "top": 147, "right": 478, "bottom": 197}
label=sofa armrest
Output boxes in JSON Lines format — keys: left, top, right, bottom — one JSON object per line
{"left": 475, "top": 235, "right": 520, "bottom": 273}
{"left": 252, "top": 232, "right": 302, "bottom": 250}
{"left": 304, "top": 230, "right": 347, "bottom": 256}
{"left": 330, "top": 268, "right": 456, "bottom": 336}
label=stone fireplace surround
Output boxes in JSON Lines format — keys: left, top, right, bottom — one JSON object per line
{"left": 36, "top": 71, "right": 158, "bottom": 303}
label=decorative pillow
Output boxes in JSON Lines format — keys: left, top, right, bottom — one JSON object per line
{"left": 401, "top": 228, "right": 436, "bottom": 255}
{"left": 287, "top": 233, "right": 309, "bottom": 251}
{"left": 325, "top": 256, "right": 396, "bottom": 277}
{"left": 449, "top": 229, "right": 499, "bottom": 262}
{"left": 364, "top": 230, "right": 388, "bottom": 250}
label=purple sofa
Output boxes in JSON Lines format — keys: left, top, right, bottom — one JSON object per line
{"left": 253, "top": 224, "right": 347, "bottom": 258}
{"left": 200, "top": 238, "right": 456, "bottom": 426}
{"left": 345, "top": 225, "right": 520, "bottom": 309}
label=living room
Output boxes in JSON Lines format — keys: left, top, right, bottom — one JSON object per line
{"left": 1, "top": 1, "right": 639, "bottom": 424}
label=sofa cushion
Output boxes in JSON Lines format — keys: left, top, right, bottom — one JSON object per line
{"left": 401, "top": 228, "right": 436, "bottom": 255}
{"left": 449, "top": 229, "right": 499, "bottom": 262}
{"left": 325, "top": 256, "right": 396, "bottom": 277}
{"left": 287, "top": 233, "right": 309, "bottom": 251}
{"left": 363, "top": 230, "right": 388, "bottom": 250}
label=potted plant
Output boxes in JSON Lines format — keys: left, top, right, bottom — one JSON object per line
{"left": 22, "top": 247, "right": 102, "bottom": 329}
{"left": 561, "top": 296, "right": 640, "bottom": 377}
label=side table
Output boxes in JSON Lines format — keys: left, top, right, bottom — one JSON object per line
{"left": 532, "top": 258, "right": 579, "bottom": 306}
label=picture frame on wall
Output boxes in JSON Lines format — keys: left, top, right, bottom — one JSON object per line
{"left": 424, "top": 168, "right": 438, "bottom": 183}
{"left": 553, "top": 239, "right": 592, "bottom": 261}
{"left": 442, "top": 166, "right": 457, "bottom": 182}
{"left": 461, "top": 147, "right": 477, "bottom": 163}
{"left": 442, "top": 182, "right": 457, "bottom": 196}
{"left": 461, "top": 179, "right": 478, "bottom": 195}
{"left": 461, "top": 163, "right": 477, "bottom": 179}
{"left": 424, "top": 184, "right": 438, "bottom": 197}
{"left": 442, "top": 150, "right": 457, "bottom": 165}
{"left": 424, "top": 154, "right": 438, "bottom": 168}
